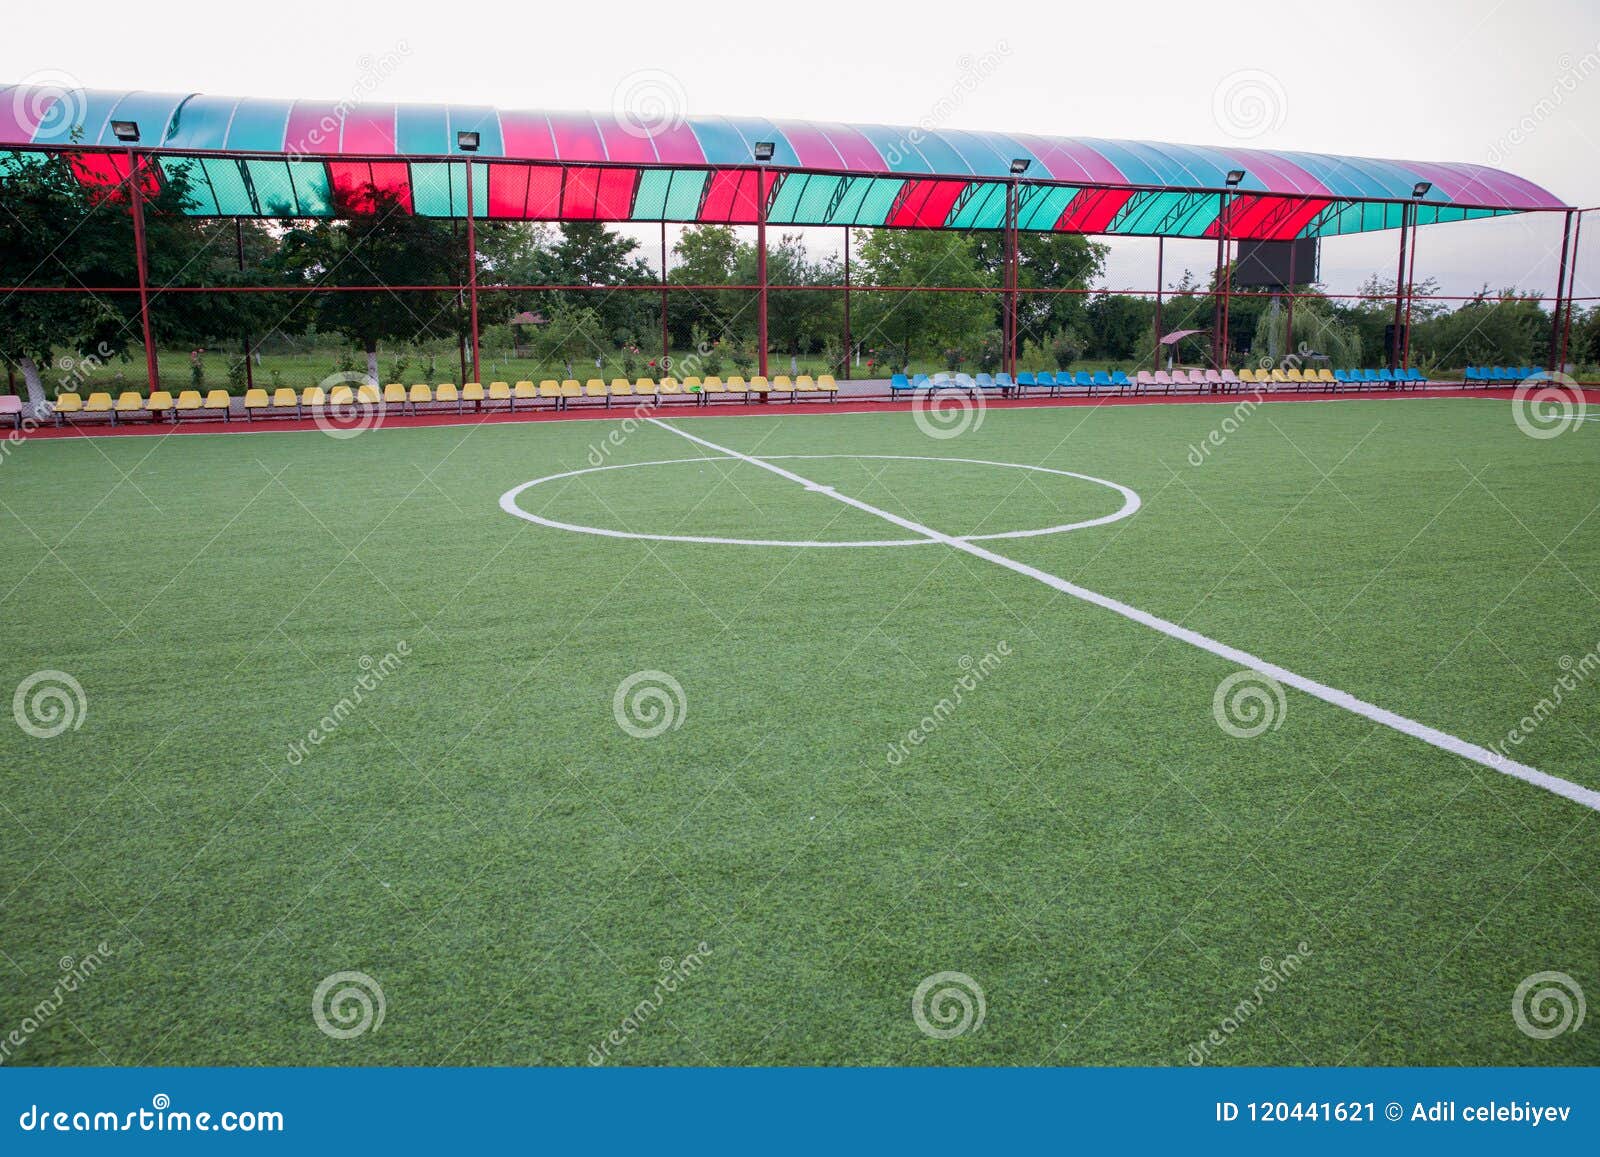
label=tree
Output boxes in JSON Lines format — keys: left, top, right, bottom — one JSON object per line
{"left": 971, "top": 231, "right": 1106, "bottom": 348}
{"left": 851, "top": 228, "right": 994, "bottom": 368}
{"left": 271, "top": 184, "right": 464, "bottom": 382}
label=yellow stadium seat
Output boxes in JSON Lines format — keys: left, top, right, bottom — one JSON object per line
{"left": 1285, "top": 367, "right": 1305, "bottom": 384}
{"left": 300, "top": 387, "right": 326, "bottom": 410}
{"left": 1317, "top": 368, "right": 1336, "bottom": 384}
{"left": 725, "top": 375, "right": 746, "bottom": 397}
{"left": 771, "top": 374, "right": 793, "bottom": 400}
{"left": 585, "top": 378, "right": 608, "bottom": 404}
{"left": 634, "top": 378, "right": 657, "bottom": 396}
{"left": 1238, "top": 368, "right": 1256, "bottom": 383}
{"left": 329, "top": 385, "right": 354, "bottom": 407}
{"left": 383, "top": 383, "right": 408, "bottom": 405}
{"left": 436, "top": 383, "right": 460, "bottom": 410}
{"left": 515, "top": 381, "right": 539, "bottom": 408}
{"left": 796, "top": 375, "right": 817, "bottom": 393}
{"left": 356, "top": 383, "right": 381, "bottom": 405}
{"left": 146, "top": 391, "right": 174, "bottom": 419}
{"left": 747, "top": 375, "right": 770, "bottom": 395}
{"left": 1269, "top": 369, "right": 1288, "bottom": 384}
{"left": 409, "top": 384, "right": 433, "bottom": 408}
{"left": 659, "top": 377, "right": 681, "bottom": 395}
{"left": 488, "top": 382, "right": 512, "bottom": 409}
{"left": 53, "top": 392, "right": 83, "bottom": 418}
{"left": 680, "top": 376, "right": 702, "bottom": 395}
{"left": 272, "top": 387, "right": 298, "bottom": 412}
{"left": 560, "top": 379, "right": 582, "bottom": 401}
{"left": 173, "top": 390, "right": 203, "bottom": 420}
{"left": 113, "top": 392, "right": 146, "bottom": 423}
{"left": 609, "top": 378, "right": 633, "bottom": 398}
{"left": 816, "top": 374, "right": 838, "bottom": 399}
{"left": 242, "top": 388, "right": 270, "bottom": 417}
{"left": 83, "top": 391, "right": 114, "bottom": 418}
{"left": 461, "top": 382, "right": 485, "bottom": 409}
{"left": 534, "top": 380, "right": 558, "bottom": 407}
{"left": 202, "top": 389, "right": 232, "bottom": 414}
{"left": 701, "top": 375, "right": 722, "bottom": 392}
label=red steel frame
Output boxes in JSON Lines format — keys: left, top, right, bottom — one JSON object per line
{"left": 1, "top": 143, "right": 1590, "bottom": 392}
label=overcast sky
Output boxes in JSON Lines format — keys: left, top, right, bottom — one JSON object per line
{"left": 5, "top": 0, "right": 1596, "bottom": 300}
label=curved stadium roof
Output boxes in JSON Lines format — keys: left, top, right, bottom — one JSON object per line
{"left": 0, "top": 84, "right": 1568, "bottom": 240}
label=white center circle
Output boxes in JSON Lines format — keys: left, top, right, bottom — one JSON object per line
{"left": 498, "top": 454, "right": 1141, "bottom": 548}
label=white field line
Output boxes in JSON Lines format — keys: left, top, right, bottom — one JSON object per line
{"left": 643, "top": 417, "right": 1600, "bottom": 815}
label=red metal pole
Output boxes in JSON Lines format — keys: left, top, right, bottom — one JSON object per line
{"left": 1005, "top": 179, "right": 1019, "bottom": 378}
{"left": 235, "top": 219, "right": 253, "bottom": 392}
{"left": 1152, "top": 236, "right": 1164, "bottom": 372}
{"left": 756, "top": 167, "right": 768, "bottom": 378}
{"left": 1561, "top": 211, "right": 1583, "bottom": 370}
{"left": 842, "top": 227, "right": 852, "bottom": 380}
{"left": 1403, "top": 203, "right": 1419, "bottom": 371}
{"left": 1390, "top": 204, "right": 1409, "bottom": 371}
{"left": 1212, "top": 192, "right": 1226, "bottom": 368}
{"left": 465, "top": 158, "right": 480, "bottom": 382}
{"left": 1284, "top": 238, "right": 1296, "bottom": 362}
{"left": 660, "top": 220, "right": 670, "bottom": 369}
{"left": 1550, "top": 209, "right": 1573, "bottom": 372}
{"left": 128, "top": 150, "right": 159, "bottom": 393}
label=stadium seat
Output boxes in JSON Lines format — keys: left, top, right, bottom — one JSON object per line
{"left": 975, "top": 373, "right": 995, "bottom": 391}
{"left": 1269, "top": 369, "right": 1288, "bottom": 385}
{"left": 771, "top": 374, "right": 794, "bottom": 400}
{"left": 1034, "top": 371, "right": 1056, "bottom": 394}
{"left": 1377, "top": 368, "right": 1395, "bottom": 385}
{"left": 1239, "top": 368, "right": 1258, "bottom": 385}
{"left": 52, "top": 392, "right": 82, "bottom": 424}
{"left": 1153, "top": 370, "right": 1173, "bottom": 393}
{"left": 725, "top": 375, "right": 746, "bottom": 398}
{"left": 383, "top": 383, "right": 407, "bottom": 407}
{"left": 272, "top": 387, "right": 299, "bottom": 415}
{"left": 748, "top": 375, "right": 771, "bottom": 397}
{"left": 301, "top": 386, "right": 326, "bottom": 412}
{"left": 436, "top": 383, "right": 460, "bottom": 410}
{"left": 659, "top": 376, "right": 682, "bottom": 396}
{"left": 462, "top": 382, "right": 485, "bottom": 410}
{"left": 610, "top": 378, "right": 634, "bottom": 400}
{"left": 796, "top": 374, "right": 818, "bottom": 395}
{"left": 144, "top": 390, "right": 174, "bottom": 420}
{"left": 242, "top": 388, "right": 270, "bottom": 419}
{"left": 0, "top": 395, "right": 21, "bottom": 429}
{"left": 173, "top": 389, "right": 204, "bottom": 421}
{"left": 1333, "top": 369, "right": 1351, "bottom": 388}
{"left": 489, "top": 381, "right": 514, "bottom": 409}
{"left": 817, "top": 374, "right": 838, "bottom": 400}
{"left": 329, "top": 385, "right": 354, "bottom": 408}
{"left": 1220, "top": 368, "right": 1241, "bottom": 392}
{"left": 83, "top": 392, "right": 115, "bottom": 423}
{"left": 560, "top": 379, "right": 583, "bottom": 407}
{"left": 696, "top": 375, "right": 720, "bottom": 404}
{"left": 203, "top": 389, "right": 233, "bottom": 419}
{"left": 356, "top": 383, "right": 381, "bottom": 406}
{"left": 1285, "top": 367, "right": 1305, "bottom": 386}
{"left": 681, "top": 376, "right": 703, "bottom": 396}
{"left": 1066, "top": 370, "right": 1089, "bottom": 391}
{"left": 891, "top": 372, "right": 912, "bottom": 392}
{"left": 409, "top": 384, "right": 433, "bottom": 410}
{"left": 1092, "top": 370, "right": 1114, "bottom": 390}
{"left": 635, "top": 377, "right": 659, "bottom": 398}
{"left": 531, "top": 381, "right": 555, "bottom": 408}
{"left": 995, "top": 372, "right": 1014, "bottom": 395}
{"left": 1135, "top": 370, "right": 1156, "bottom": 394}
{"left": 585, "top": 378, "right": 608, "bottom": 405}
{"left": 114, "top": 391, "right": 146, "bottom": 423}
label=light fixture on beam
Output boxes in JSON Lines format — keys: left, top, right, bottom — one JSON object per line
{"left": 753, "top": 141, "right": 775, "bottom": 162}
{"left": 1010, "top": 157, "right": 1031, "bottom": 175}
{"left": 457, "top": 130, "right": 480, "bottom": 152}
{"left": 1412, "top": 181, "right": 1432, "bottom": 198}
{"left": 1224, "top": 169, "right": 1246, "bottom": 187}
{"left": 110, "top": 120, "right": 140, "bottom": 143}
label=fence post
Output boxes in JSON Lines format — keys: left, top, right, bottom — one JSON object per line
{"left": 128, "top": 150, "right": 159, "bottom": 393}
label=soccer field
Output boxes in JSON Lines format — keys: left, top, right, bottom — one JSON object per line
{"left": 2, "top": 395, "right": 1597, "bottom": 1067}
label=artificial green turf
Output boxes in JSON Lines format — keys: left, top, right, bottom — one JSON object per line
{"left": 1, "top": 396, "right": 1597, "bottom": 1067}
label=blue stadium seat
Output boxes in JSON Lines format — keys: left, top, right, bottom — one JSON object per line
{"left": 955, "top": 373, "right": 976, "bottom": 391}
{"left": 1075, "top": 371, "right": 1095, "bottom": 389}
{"left": 1035, "top": 371, "right": 1056, "bottom": 392}
{"left": 1092, "top": 370, "right": 1114, "bottom": 389}
{"left": 1015, "top": 372, "right": 1036, "bottom": 390}
{"left": 1110, "top": 370, "right": 1132, "bottom": 389}
{"left": 890, "top": 373, "right": 911, "bottom": 391}
{"left": 913, "top": 373, "right": 931, "bottom": 389}
{"left": 994, "top": 372, "right": 1013, "bottom": 393}
{"left": 974, "top": 373, "right": 996, "bottom": 391}
{"left": 1334, "top": 369, "right": 1351, "bottom": 386}
{"left": 1361, "top": 368, "right": 1381, "bottom": 385}
{"left": 1377, "top": 368, "right": 1396, "bottom": 384}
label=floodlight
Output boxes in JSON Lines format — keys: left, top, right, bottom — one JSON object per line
{"left": 110, "top": 120, "right": 140, "bottom": 143}
{"left": 753, "top": 141, "right": 775, "bottom": 161}
{"left": 457, "top": 130, "right": 480, "bottom": 152}
{"left": 1225, "top": 169, "right": 1246, "bottom": 187}
{"left": 1412, "top": 181, "right": 1432, "bottom": 198}
{"left": 1010, "top": 157, "right": 1031, "bottom": 175}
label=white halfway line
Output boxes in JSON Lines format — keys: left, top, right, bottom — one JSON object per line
{"left": 643, "top": 417, "right": 1600, "bottom": 814}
